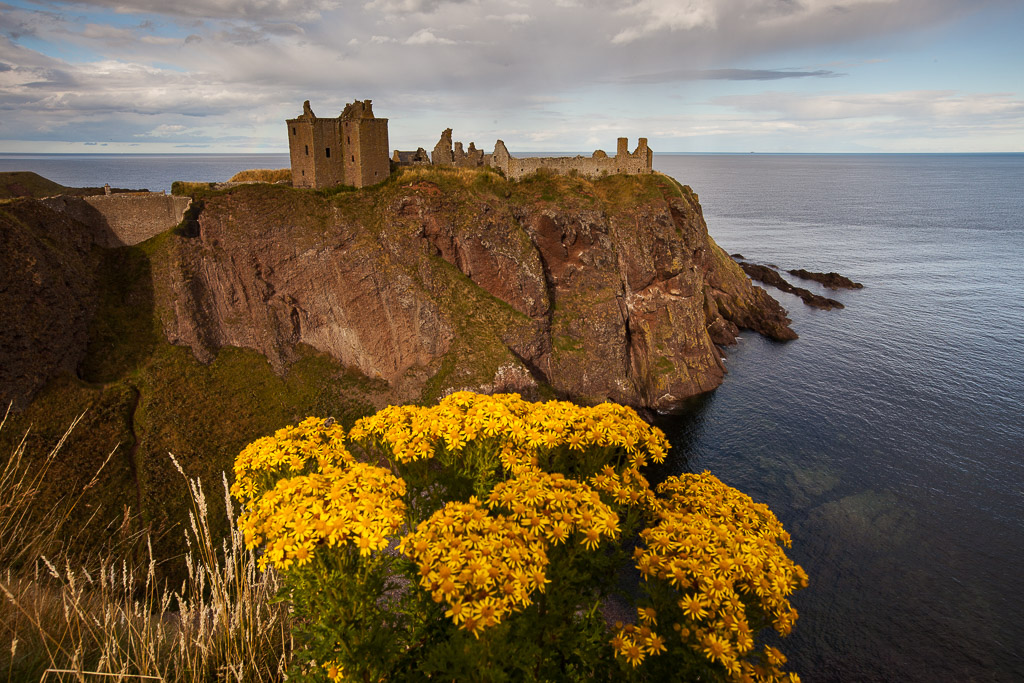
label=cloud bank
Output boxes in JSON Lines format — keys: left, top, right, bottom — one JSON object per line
{"left": 0, "top": 0, "right": 1020, "bottom": 152}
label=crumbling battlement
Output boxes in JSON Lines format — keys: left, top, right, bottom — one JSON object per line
{"left": 489, "top": 138, "right": 652, "bottom": 180}
{"left": 394, "top": 129, "right": 653, "bottom": 180}
{"left": 41, "top": 193, "right": 191, "bottom": 248}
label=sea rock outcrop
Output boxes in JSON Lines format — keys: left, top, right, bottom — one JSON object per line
{"left": 787, "top": 268, "right": 863, "bottom": 290}
{"left": 155, "top": 172, "right": 795, "bottom": 412}
{"left": 739, "top": 262, "right": 844, "bottom": 311}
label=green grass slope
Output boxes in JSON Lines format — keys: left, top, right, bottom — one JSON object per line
{"left": 0, "top": 171, "right": 68, "bottom": 199}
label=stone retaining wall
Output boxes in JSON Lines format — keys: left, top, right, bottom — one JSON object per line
{"left": 42, "top": 193, "right": 191, "bottom": 247}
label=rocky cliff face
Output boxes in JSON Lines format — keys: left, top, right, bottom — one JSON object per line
{"left": 155, "top": 169, "right": 794, "bottom": 412}
{"left": 0, "top": 199, "right": 100, "bottom": 409}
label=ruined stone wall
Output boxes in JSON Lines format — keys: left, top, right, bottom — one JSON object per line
{"left": 287, "top": 118, "right": 317, "bottom": 188}
{"left": 341, "top": 120, "right": 361, "bottom": 187}
{"left": 42, "top": 193, "right": 191, "bottom": 247}
{"left": 432, "top": 129, "right": 455, "bottom": 165}
{"left": 353, "top": 118, "right": 390, "bottom": 187}
{"left": 489, "top": 138, "right": 653, "bottom": 180}
{"left": 313, "top": 118, "right": 346, "bottom": 188}
{"left": 430, "top": 129, "right": 488, "bottom": 169}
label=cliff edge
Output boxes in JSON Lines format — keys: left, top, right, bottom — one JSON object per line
{"left": 156, "top": 168, "right": 794, "bottom": 412}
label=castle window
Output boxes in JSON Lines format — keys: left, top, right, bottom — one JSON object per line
{"left": 305, "top": 145, "right": 309, "bottom": 156}
{"left": 351, "top": 155, "right": 355, "bottom": 162}
{"left": 292, "top": 127, "right": 296, "bottom": 135}
{"left": 326, "top": 147, "right": 331, "bottom": 158}
{"left": 347, "top": 136, "right": 350, "bottom": 144}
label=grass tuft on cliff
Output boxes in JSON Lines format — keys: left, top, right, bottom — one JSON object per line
{"left": 228, "top": 168, "right": 292, "bottom": 183}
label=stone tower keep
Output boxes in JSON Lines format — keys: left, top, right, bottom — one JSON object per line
{"left": 287, "top": 99, "right": 390, "bottom": 189}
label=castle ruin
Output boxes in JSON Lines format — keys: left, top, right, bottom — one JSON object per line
{"left": 287, "top": 99, "right": 653, "bottom": 188}
{"left": 399, "top": 129, "right": 653, "bottom": 180}
{"left": 287, "top": 100, "right": 390, "bottom": 189}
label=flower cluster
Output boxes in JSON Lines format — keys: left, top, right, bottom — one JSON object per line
{"left": 487, "top": 469, "right": 620, "bottom": 549}
{"left": 610, "top": 607, "right": 667, "bottom": 667}
{"left": 399, "top": 499, "right": 550, "bottom": 636}
{"left": 237, "top": 461, "right": 406, "bottom": 570}
{"left": 624, "top": 471, "right": 808, "bottom": 681}
{"left": 349, "top": 391, "right": 669, "bottom": 471}
{"left": 231, "top": 395, "right": 806, "bottom": 681}
{"left": 231, "top": 417, "right": 352, "bottom": 504}
{"left": 589, "top": 463, "right": 659, "bottom": 511}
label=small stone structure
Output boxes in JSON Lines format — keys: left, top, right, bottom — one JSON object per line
{"left": 392, "top": 148, "right": 431, "bottom": 165}
{"left": 287, "top": 100, "right": 390, "bottom": 189}
{"left": 394, "top": 129, "right": 653, "bottom": 180}
{"left": 42, "top": 192, "right": 191, "bottom": 248}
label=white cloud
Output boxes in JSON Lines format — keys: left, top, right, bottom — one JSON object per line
{"left": 58, "top": 0, "right": 343, "bottom": 21}
{"left": 714, "top": 89, "right": 1024, "bottom": 124}
{"left": 136, "top": 123, "right": 187, "bottom": 136}
{"left": 404, "top": 28, "right": 455, "bottom": 45}
{"left": 612, "top": 0, "right": 717, "bottom": 44}
{"left": 0, "top": 0, "right": 1021, "bottom": 153}
{"left": 485, "top": 13, "right": 531, "bottom": 24}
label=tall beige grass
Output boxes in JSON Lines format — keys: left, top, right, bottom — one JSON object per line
{"left": 0, "top": 406, "right": 292, "bottom": 681}
{"left": 227, "top": 169, "right": 291, "bottom": 184}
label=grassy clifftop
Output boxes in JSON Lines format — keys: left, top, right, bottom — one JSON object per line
{"left": 0, "top": 171, "right": 68, "bottom": 199}
{"left": 0, "top": 170, "right": 145, "bottom": 200}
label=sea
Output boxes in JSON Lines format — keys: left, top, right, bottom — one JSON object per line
{"left": 2, "top": 151, "right": 1022, "bottom": 681}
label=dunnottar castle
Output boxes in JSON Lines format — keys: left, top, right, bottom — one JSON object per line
{"left": 287, "top": 99, "right": 653, "bottom": 189}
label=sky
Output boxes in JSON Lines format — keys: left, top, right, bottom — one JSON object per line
{"left": 1, "top": 0, "right": 1022, "bottom": 154}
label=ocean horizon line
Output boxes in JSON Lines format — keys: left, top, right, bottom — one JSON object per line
{"left": 2, "top": 151, "right": 1023, "bottom": 158}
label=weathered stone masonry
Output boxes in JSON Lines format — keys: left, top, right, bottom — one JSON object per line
{"left": 489, "top": 137, "right": 652, "bottom": 180}
{"left": 400, "top": 129, "right": 653, "bottom": 180}
{"left": 287, "top": 100, "right": 390, "bottom": 189}
{"left": 289, "top": 97, "right": 653, "bottom": 188}
{"left": 41, "top": 193, "right": 191, "bottom": 248}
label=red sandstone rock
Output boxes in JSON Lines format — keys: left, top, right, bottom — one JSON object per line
{"left": 155, "top": 176, "right": 795, "bottom": 412}
{"left": 0, "top": 173, "right": 797, "bottom": 413}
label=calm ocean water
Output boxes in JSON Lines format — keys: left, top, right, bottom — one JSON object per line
{"left": 0, "top": 153, "right": 291, "bottom": 193}
{"left": 653, "top": 154, "right": 1024, "bottom": 681}
{"left": 4, "top": 152, "right": 1022, "bottom": 680}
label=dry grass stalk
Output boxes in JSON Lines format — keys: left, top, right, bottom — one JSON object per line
{"left": 0, "top": 411, "right": 293, "bottom": 681}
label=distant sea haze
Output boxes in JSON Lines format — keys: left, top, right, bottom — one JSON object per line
{"left": 0, "top": 153, "right": 292, "bottom": 193}
{"left": 3, "top": 151, "right": 1023, "bottom": 680}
